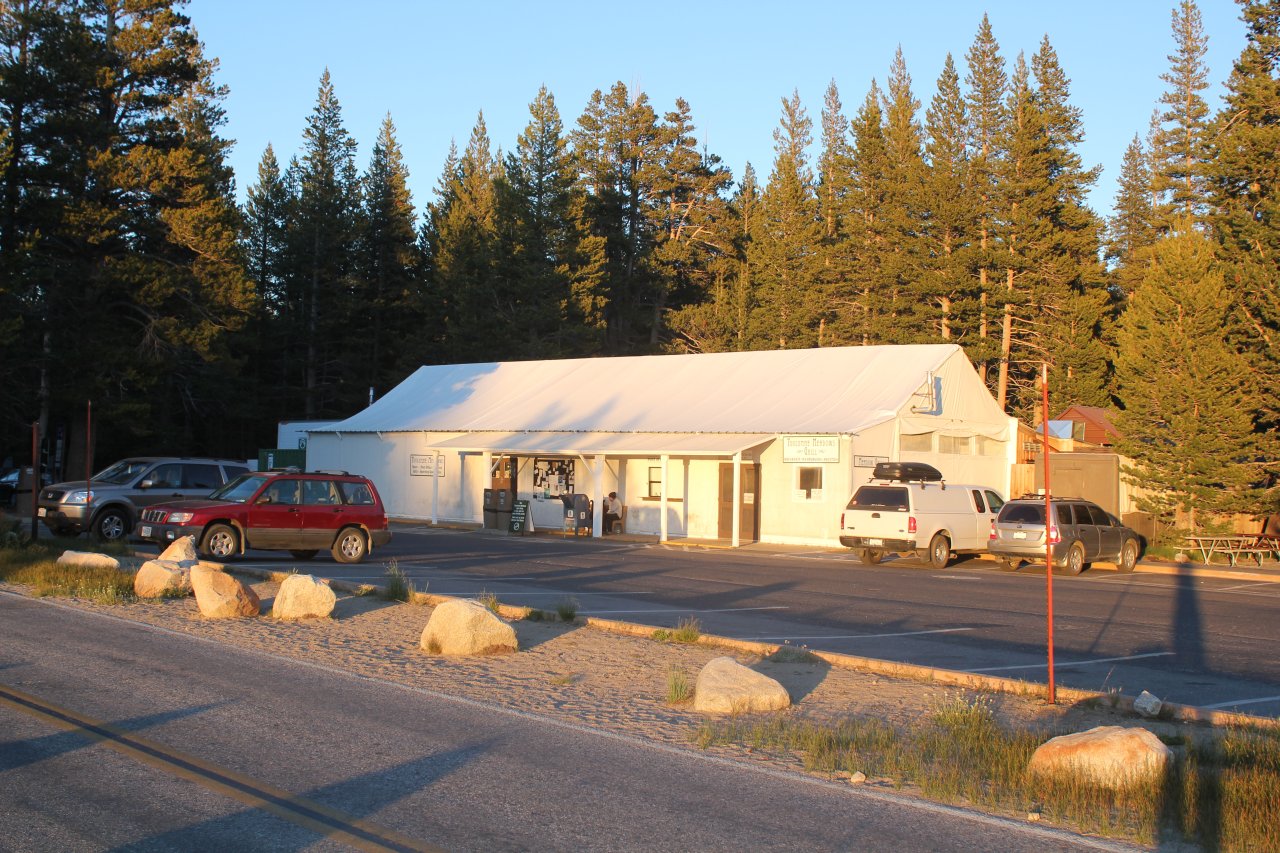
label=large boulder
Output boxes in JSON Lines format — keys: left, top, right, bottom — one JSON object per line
{"left": 157, "top": 536, "right": 199, "bottom": 566}
{"left": 190, "top": 566, "right": 260, "bottom": 618}
{"left": 134, "top": 559, "right": 193, "bottom": 598}
{"left": 693, "top": 656, "right": 792, "bottom": 714}
{"left": 420, "top": 598, "right": 518, "bottom": 656}
{"left": 272, "top": 574, "right": 337, "bottom": 620}
{"left": 1027, "top": 726, "right": 1172, "bottom": 789}
{"left": 56, "top": 551, "right": 121, "bottom": 571}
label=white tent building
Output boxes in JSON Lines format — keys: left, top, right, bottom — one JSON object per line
{"left": 306, "top": 344, "right": 1016, "bottom": 547}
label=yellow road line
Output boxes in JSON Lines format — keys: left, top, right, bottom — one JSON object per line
{"left": 0, "top": 682, "right": 443, "bottom": 853}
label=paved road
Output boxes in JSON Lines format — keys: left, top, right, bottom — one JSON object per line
{"left": 0, "top": 594, "right": 1122, "bottom": 852}
{"left": 209, "top": 526, "right": 1280, "bottom": 717}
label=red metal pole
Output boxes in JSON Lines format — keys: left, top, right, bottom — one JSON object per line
{"left": 30, "top": 421, "right": 39, "bottom": 541}
{"left": 85, "top": 401, "right": 93, "bottom": 526}
{"left": 1042, "top": 363, "right": 1056, "bottom": 705}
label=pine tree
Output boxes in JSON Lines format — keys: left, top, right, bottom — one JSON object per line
{"left": 1206, "top": 0, "right": 1280, "bottom": 431}
{"left": 284, "top": 69, "right": 361, "bottom": 418}
{"left": 963, "top": 14, "right": 1008, "bottom": 384}
{"left": 358, "top": 114, "right": 418, "bottom": 395}
{"left": 816, "top": 78, "right": 857, "bottom": 307}
{"left": 1114, "top": 227, "right": 1271, "bottom": 528}
{"left": 921, "top": 54, "right": 979, "bottom": 349}
{"left": 1152, "top": 0, "right": 1212, "bottom": 230}
{"left": 841, "top": 80, "right": 889, "bottom": 346}
{"left": 749, "top": 90, "right": 824, "bottom": 349}
{"left": 877, "top": 46, "right": 931, "bottom": 344}
{"left": 1106, "top": 134, "right": 1156, "bottom": 282}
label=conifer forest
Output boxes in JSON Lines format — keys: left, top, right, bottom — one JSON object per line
{"left": 0, "top": 0, "right": 1277, "bottom": 520}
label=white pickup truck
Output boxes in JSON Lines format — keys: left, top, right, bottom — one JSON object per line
{"left": 838, "top": 462, "right": 1006, "bottom": 569}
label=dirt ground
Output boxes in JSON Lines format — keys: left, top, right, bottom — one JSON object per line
{"left": 19, "top": 570, "right": 1164, "bottom": 776}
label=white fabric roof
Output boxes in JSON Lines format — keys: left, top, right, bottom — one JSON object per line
{"left": 430, "top": 431, "right": 776, "bottom": 457}
{"left": 317, "top": 344, "right": 1008, "bottom": 437}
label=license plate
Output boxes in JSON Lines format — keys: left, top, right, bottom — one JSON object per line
{"left": 1013, "top": 531, "right": 1027, "bottom": 539}
{"left": 867, "top": 538, "right": 883, "bottom": 546}
{"left": 37, "top": 507, "right": 45, "bottom": 517}
{"left": 140, "top": 525, "right": 152, "bottom": 538}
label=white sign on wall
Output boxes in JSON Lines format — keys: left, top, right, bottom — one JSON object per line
{"left": 782, "top": 435, "right": 840, "bottom": 463}
{"left": 410, "top": 454, "right": 445, "bottom": 477}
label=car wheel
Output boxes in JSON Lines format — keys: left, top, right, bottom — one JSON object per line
{"left": 93, "top": 507, "right": 129, "bottom": 542}
{"left": 201, "top": 523, "right": 239, "bottom": 560}
{"left": 332, "top": 528, "right": 367, "bottom": 564}
{"left": 289, "top": 549, "right": 319, "bottom": 560}
{"left": 928, "top": 533, "right": 951, "bottom": 570}
{"left": 1064, "top": 542, "right": 1086, "bottom": 575}
{"left": 998, "top": 558, "right": 1021, "bottom": 572}
{"left": 858, "top": 548, "right": 882, "bottom": 565}
{"left": 1117, "top": 540, "right": 1138, "bottom": 573}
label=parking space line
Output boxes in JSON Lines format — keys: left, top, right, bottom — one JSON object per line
{"left": 1217, "top": 581, "right": 1280, "bottom": 591}
{"left": 968, "top": 651, "right": 1173, "bottom": 672}
{"left": 1199, "top": 694, "right": 1280, "bottom": 710}
{"left": 740, "top": 627, "right": 975, "bottom": 641}
{"left": 582, "top": 606, "right": 788, "bottom": 615}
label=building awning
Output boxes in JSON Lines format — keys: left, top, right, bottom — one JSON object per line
{"left": 429, "top": 431, "right": 777, "bottom": 458}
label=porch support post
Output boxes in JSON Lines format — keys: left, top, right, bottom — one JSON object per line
{"left": 660, "top": 454, "right": 670, "bottom": 543}
{"left": 732, "top": 451, "right": 742, "bottom": 547}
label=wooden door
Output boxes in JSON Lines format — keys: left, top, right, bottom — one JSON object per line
{"left": 718, "top": 463, "right": 759, "bottom": 542}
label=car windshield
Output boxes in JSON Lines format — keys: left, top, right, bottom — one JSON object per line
{"left": 208, "top": 473, "right": 269, "bottom": 503}
{"left": 93, "top": 459, "right": 154, "bottom": 485}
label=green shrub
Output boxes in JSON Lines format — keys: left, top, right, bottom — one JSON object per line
{"left": 667, "top": 667, "right": 694, "bottom": 704}
{"left": 382, "top": 560, "right": 414, "bottom": 602}
{"left": 555, "top": 597, "right": 578, "bottom": 622}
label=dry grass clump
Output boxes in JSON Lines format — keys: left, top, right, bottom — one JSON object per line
{"left": 0, "top": 539, "right": 135, "bottom": 604}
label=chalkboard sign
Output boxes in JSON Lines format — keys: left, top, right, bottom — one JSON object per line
{"left": 508, "top": 499, "right": 530, "bottom": 535}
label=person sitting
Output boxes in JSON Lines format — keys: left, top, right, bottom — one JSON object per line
{"left": 603, "top": 491, "right": 623, "bottom": 534}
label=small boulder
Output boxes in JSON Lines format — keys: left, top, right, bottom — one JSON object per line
{"left": 134, "top": 559, "right": 193, "bottom": 598}
{"left": 420, "top": 598, "right": 517, "bottom": 655}
{"left": 56, "top": 551, "right": 121, "bottom": 571}
{"left": 158, "top": 536, "right": 199, "bottom": 566}
{"left": 1028, "top": 725, "right": 1172, "bottom": 789}
{"left": 272, "top": 574, "right": 336, "bottom": 620}
{"left": 693, "top": 656, "right": 791, "bottom": 714}
{"left": 1133, "top": 690, "right": 1163, "bottom": 718}
{"left": 190, "top": 566, "right": 260, "bottom": 618}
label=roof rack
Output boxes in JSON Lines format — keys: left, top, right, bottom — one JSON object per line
{"left": 312, "top": 469, "right": 350, "bottom": 476}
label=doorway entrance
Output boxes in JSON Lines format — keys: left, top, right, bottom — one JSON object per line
{"left": 717, "top": 463, "right": 760, "bottom": 542}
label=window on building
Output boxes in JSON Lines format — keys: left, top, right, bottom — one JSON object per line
{"left": 648, "top": 466, "right": 662, "bottom": 498}
{"left": 797, "top": 466, "right": 823, "bottom": 500}
{"left": 976, "top": 435, "right": 1004, "bottom": 456}
{"left": 900, "top": 432, "right": 932, "bottom": 452}
{"left": 938, "top": 435, "right": 972, "bottom": 455}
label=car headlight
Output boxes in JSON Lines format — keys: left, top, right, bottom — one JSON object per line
{"left": 167, "top": 512, "right": 195, "bottom": 524}
{"left": 65, "top": 490, "right": 95, "bottom": 504}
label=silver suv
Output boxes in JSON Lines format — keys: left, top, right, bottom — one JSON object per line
{"left": 988, "top": 497, "right": 1142, "bottom": 575}
{"left": 38, "top": 457, "right": 250, "bottom": 542}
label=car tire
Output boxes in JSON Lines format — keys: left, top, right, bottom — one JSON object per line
{"left": 1064, "top": 542, "right": 1086, "bottom": 575}
{"left": 201, "top": 523, "right": 239, "bottom": 560}
{"left": 93, "top": 507, "right": 130, "bottom": 542}
{"left": 1117, "top": 540, "right": 1138, "bottom": 573}
{"left": 998, "top": 558, "right": 1021, "bottom": 572}
{"left": 928, "top": 533, "right": 951, "bottom": 570}
{"left": 289, "top": 550, "right": 319, "bottom": 560}
{"left": 332, "top": 528, "right": 367, "bottom": 564}
{"left": 858, "top": 548, "right": 882, "bottom": 565}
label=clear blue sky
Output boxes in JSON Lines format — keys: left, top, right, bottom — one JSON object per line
{"left": 185, "top": 0, "right": 1247, "bottom": 219}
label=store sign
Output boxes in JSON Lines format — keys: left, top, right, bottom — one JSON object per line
{"left": 782, "top": 435, "right": 840, "bottom": 463}
{"left": 410, "top": 454, "right": 445, "bottom": 477}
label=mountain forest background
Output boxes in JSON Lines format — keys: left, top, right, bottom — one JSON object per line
{"left": 1, "top": 0, "right": 1277, "bottom": 524}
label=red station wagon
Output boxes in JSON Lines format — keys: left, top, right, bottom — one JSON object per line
{"left": 135, "top": 469, "right": 392, "bottom": 563}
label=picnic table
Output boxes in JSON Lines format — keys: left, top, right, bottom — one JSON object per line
{"left": 1184, "top": 534, "right": 1280, "bottom": 567}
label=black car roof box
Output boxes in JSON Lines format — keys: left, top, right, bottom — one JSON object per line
{"left": 873, "top": 461, "right": 944, "bottom": 482}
